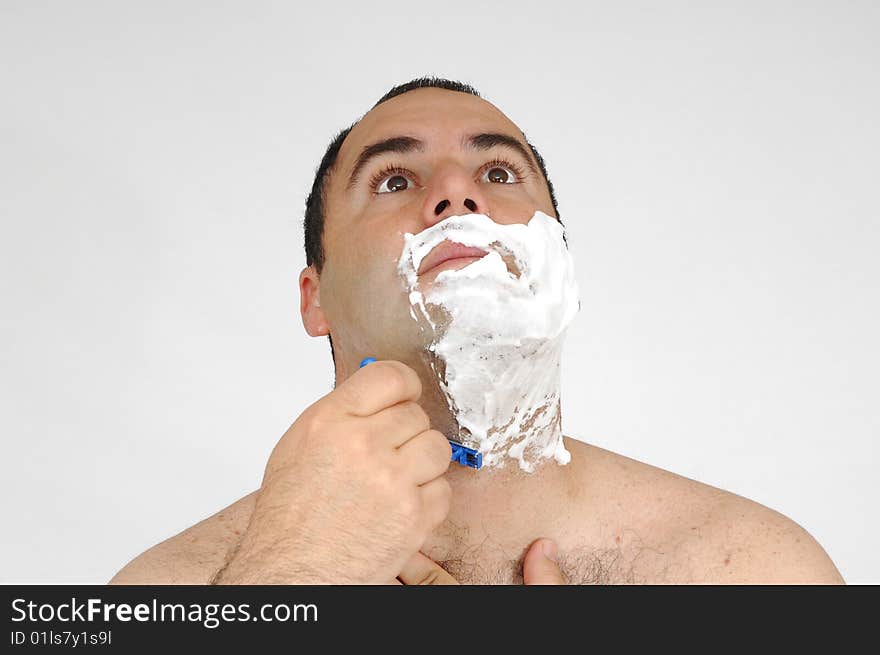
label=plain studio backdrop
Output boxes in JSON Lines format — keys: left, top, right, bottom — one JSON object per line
{"left": 1, "top": 1, "right": 877, "bottom": 583}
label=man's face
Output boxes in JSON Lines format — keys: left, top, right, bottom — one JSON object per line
{"left": 300, "top": 88, "right": 557, "bottom": 379}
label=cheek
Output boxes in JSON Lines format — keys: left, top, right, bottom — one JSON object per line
{"left": 491, "top": 200, "right": 538, "bottom": 225}
{"left": 486, "top": 193, "right": 546, "bottom": 226}
{"left": 319, "top": 263, "right": 367, "bottom": 324}
{"left": 320, "top": 245, "right": 408, "bottom": 323}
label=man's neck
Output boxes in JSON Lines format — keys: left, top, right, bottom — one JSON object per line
{"left": 420, "top": 435, "right": 584, "bottom": 566}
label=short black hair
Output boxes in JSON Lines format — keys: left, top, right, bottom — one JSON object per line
{"left": 303, "top": 76, "right": 561, "bottom": 274}
{"left": 302, "top": 76, "right": 563, "bottom": 372}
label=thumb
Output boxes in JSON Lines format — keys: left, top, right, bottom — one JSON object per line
{"left": 397, "top": 551, "right": 460, "bottom": 585}
{"left": 523, "top": 539, "right": 567, "bottom": 585}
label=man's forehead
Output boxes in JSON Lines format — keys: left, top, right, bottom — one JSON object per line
{"left": 338, "top": 89, "right": 525, "bottom": 170}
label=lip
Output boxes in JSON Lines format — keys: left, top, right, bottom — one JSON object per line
{"left": 418, "top": 241, "right": 489, "bottom": 276}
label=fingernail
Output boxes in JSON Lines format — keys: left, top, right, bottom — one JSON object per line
{"left": 542, "top": 539, "right": 558, "bottom": 562}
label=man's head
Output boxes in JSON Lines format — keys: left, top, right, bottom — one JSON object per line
{"left": 299, "top": 76, "right": 564, "bottom": 381}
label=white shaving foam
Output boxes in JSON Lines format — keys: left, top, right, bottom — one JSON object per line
{"left": 397, "top": 211, "right": 580, "bottom": 472}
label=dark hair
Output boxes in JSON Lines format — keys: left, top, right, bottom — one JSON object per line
{"left": 302, "top": 76, "right": 563, "bottom": 369}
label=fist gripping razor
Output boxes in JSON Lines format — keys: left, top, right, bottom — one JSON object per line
{"left": 359, "top": 357, "right": 483, "bottom": 469}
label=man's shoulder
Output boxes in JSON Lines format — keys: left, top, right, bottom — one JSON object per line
{"left": 108, "top": 492, "right": 257, "bottom": 584}
{"left": 566, "top": 438, "right": 845, "bottom": 584}
{"left": 685, "top": 491, "right": 846, "bottom": 584}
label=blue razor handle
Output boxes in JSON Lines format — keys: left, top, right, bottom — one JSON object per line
{"left": 358, "top": 357, "right": 483, "bottom": 470}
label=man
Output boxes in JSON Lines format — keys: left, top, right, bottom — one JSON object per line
{"left": 110, "top": 77, "right": 844, "bottom": 585}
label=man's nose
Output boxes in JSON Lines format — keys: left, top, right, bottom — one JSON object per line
{"left": 420, "top": 162, "right": 490, "bottom": 228}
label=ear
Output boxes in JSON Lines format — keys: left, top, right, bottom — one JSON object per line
{"left": 299, "top": 266, "right": 330, "bottom": 337}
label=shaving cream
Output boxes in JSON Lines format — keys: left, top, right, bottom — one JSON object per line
{"left": 397, "top": 211, "right": 580, "bottom": 472}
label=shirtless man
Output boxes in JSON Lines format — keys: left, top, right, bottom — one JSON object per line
{"left": 110, "top": 78, "right": 844, "bottom": 585}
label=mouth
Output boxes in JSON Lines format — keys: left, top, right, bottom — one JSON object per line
{"left": 418, "top": 241, "right": 489, "bottom": 277}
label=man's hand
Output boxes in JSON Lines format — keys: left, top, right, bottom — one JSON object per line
{"left": 397, "top": 539, "right": 567, "bottom": 585}
{"left": 215, "top": 360, "right": 452, "bottom": 584}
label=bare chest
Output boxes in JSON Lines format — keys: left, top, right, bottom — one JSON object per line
{"left": 431, "top": 524, "right": 700, "bottom": 585}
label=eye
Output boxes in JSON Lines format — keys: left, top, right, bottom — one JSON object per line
{"left": 371, "top": 167, "right": 416, "bottom": 194}
{"left": 480, "top": 158, "right": 525, "bottom": 185}
{"left": 368, "top": 157, "right": 527, "bottom": 196}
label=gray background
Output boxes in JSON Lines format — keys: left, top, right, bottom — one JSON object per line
{"left": 1, "top": 1, "right": 877, "bottom": 583}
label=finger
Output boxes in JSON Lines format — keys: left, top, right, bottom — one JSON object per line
{"left": 397, "top": 429, "right": 452, "bottom": 483}
{"left": 417, "top": 475, "right": 452, "bottom": 530}
{"left": 522, "top": 539, "right": 567, "bottom": 585}
{"left": 398, "top": 551, "right": 460, "bottom": 585}
{"left": 331, "top": 360, "right": 422, "bottom": 417}
{"left": 364, "top": 400, "right": 431, "bottom": 449}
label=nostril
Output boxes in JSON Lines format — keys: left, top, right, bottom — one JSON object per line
{"left": 434, "top": 199, "right": 450, "bottom": 215}
{"left": 464, "top": 198, "right": 477, "bottom": 212}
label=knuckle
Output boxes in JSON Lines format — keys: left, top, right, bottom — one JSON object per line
{"left": 372, "top": 458, "right": 403, "bottom": 495}
{"left": 300, "top": 404, "right": 332, "bottom": 438}
{"left": 380, "top": 362, "right": 407, "bottom": 396}
{"left": 381, "top": 361, "right": 420, "bottom": 399}
{"left": 296, "top": 406, "right": 319, "bottom": 432}
{"left": 345, "top": 431, "right": 372, "bottom": 461}
{"left": 396, "top": 490, "right": 422, "bottom": 522}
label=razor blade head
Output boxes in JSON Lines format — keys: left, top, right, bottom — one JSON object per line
{"left": 450, "top": 441, "right": 483, "bottom": 469}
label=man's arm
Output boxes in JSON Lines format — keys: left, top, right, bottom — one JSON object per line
{"left": 108, "top": 492, "right": 257, "bottom": 585}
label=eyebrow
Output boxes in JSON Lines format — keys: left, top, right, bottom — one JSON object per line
{"left": 344, "top": 132, "right": 540, "bottom": 191}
